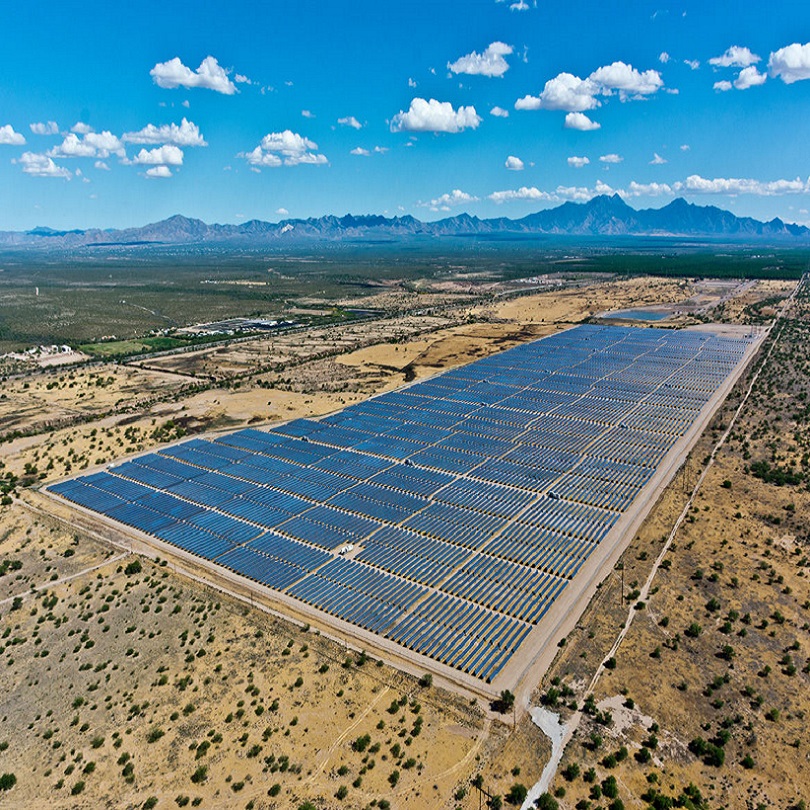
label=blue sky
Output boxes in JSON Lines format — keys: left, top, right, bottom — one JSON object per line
{"left": 1, "top": 0, "right": 809, "bottom": 229}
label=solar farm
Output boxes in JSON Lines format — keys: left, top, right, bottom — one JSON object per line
{"left": 48, "top": 324, "right": 755, "bottom": 688}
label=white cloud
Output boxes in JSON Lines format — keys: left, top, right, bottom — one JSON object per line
{"left": 338, "top": 116, "right": 362, "bottom": 129}
{"left": 276, "top": 207, "right": 289, "bottom": 216}
{"left": 94, "top": 160, "right": 110, "bottom": 170}
{"left": 29, "top": 121, "right": 58, "bottom": 136}
{"left": 448, "top": 41, "right": 513, "bottom": 77}
{"left": 659, "top": 52, "right": 670, "bottom": 64}
{"left": 150, "top": 56, "right": 237, "bottom": 95}
{"left": 568, "top": 155, "right": 590, "bottom": 168}
{"left": 489, "top": 181, "right": 615, "bottom": 204}
{"left": 590, "top": 61, "right": 664, "bottom": 97}
{"left": 650, "top": 152, "right": 667, "bottom": 165}
{"left": 680, "top": 144, "right": 690, "bottom": 151}
{"left": 768, "top": 42, "right": 810, "bottom": 84}
{"left": 505, "top": 155, "right": 524, "bottom": 171}
{"left": 350, "top": 147, "right": 371, "bottom": 156}
{"left": 49, "top": 131, "right": 124, "bottom": 159}
{"left": 516, "top": 72, "right": 598, "bottom": 111}
{"left": 426, "top": 189, "right": 479, "bottom": 210}
{"left": 301, "top": 109, "right": 314, "bottom": 119}
{"left": 130, "top": 145, "right": 184, "bottom": 166}
{"left": 683, "top": 174, "right": 810, "bottom": 196}
{"left": 599, "top": 153, "right": 623, "bottom": 163}
{"left": 625, "top": 181, "right": 674, "bottom": 197}
{"left": 510, "top": 1, "right": 531, "bottom": 10}
{"left": 684, "top": 59, "right": 700, "bottom": 70}
{"left": 713, "top": 80, "right": 733, "bottom": 91}
{"left": 489, "top": 186, "right": 552, "bottom": 203}
{"left": 123, "top": 118, "right": 206, "bottom": 146}
{"left": 517, "top": 61, "right": 662, "bottom": 114}
{"left": 0, "top": 125, "right": 25, "bottom": 145}
{"left": 17, "top": 152, "right": 71, "bottom": 179}
{"left": 71, "top": 122, "right": 93, "bottom": 134}
{"left": 734, "top": 66, "right": 767, "bottom": 90}
{"left": 234, "top": 73, "right": 252, "bottom": 85}
{"left": 408, "top": 77, "right": 417, "bottom": 88}
{"left": 564, "top": 112, "right": 600, "bottom": 130}
{"left": 390, "top": 98, "right": 481, "bottom": 133}
{"left": 240, "top": 130, "right": 327, "bottom": 168}
{"left": 145, "top": 166, "right": 172, "bottom": 179}
{"left": 709, "top": 46, "right": 760, "bottom": 68}
{"left": 490, "top": 106, "right": 509, "bottom": 117}
{"left": 373, "top": 145, "right": 388, "bottom": 154}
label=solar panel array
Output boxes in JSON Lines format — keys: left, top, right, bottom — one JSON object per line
{"left": 50, "top": 324, "right": 752, "bottom": 683}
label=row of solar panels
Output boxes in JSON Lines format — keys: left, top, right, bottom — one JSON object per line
{"left": 50, "top": 324, "right": 753, "bottom": 682}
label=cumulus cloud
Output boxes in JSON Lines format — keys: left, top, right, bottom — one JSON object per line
{"left": 568, "top": 155, "right": 590, "bottom": 168}
{"left": 505, "top": 155, "right": 524, "bottom": 170}
{"left": 516, "top": 72, "right": 598, "bottom": 111}
{"left": 338, "top": 116, "right": 362, "bottom": 129}
{"left": 650, "top": 152, "right": 667, "bottom": 165}
{"left": 683, "top": 174, "right": 810, "bottom": 196}
{"left": 17, "top": 152, "right": 71, "bottom": 179}
{"left": 129, "top": 145, "right": 184, "bottom": 166}
{"left": 276, "top": 207, "right": 289, "bottom": 216}
{"left": 488, "top": 174, "right": 810, "bottom": 205}
{"left": 489, "top": 180, "right": 615, "bottom": 204}
{"left": 145, "top": 165, "right": 172, "bottom": 178}
{"left": 390, "top": 98, "right": 481, "bottom": 133}
{"left": 734, "top": 66, "right": 767, "bottom": 89}
{"left": 768, "top": 42, "right": 810, "bottom": 84}
{"left": 0, "top": 125, "right": 25, "bottom": 145}
{"left": 490, "top": 106, "right": 509, "bottom": 117}
{"left": 680, "top": 144, "right": 690, "bottom": 151}
{"left": 350, "top": 147, "right": 371, "bottom": 156}
{"left": 684, "top": 59, "right": 700, "bottom": 70}
{"left": 71, "top": 122, "right": 93, "bottom": 134}
{"left": 123, "top": 118, "right": 206, "bottom": 147}
{"left": 517, "top": 61, "right": 663, "bottom": 114}
{"left": 301, "top": 109, "right": 314, "bottom": 119}
{"left": 240, "top": 130, "right": 327, "bottom": 168}
{"left": 49, "top": 131, "right": 124, "bottom": 159}
{"left": 713, "top": 80, "right": 733, "bottom": 91}
{"left": 599, "top": 153, "right": 623, "bottom": 163}
{"left": 150, "top": 56, "right": 237, "bottom": 95}
{"left": 590, "top": 61, "right": 663, "bottom": 96}
{"left": 659, "top": 52, "right": 670, "bottom": 64}
{"left": 489, "top": 186, "right": 553, "bottom": 203}
{"left": 94, "top": 160, "right": 110, "bottom": 170}
{"left": 564, "top": 112, "right": 600, "bottom": 130}
{"left": 425, "top": 189, "right": 479, "bottom": 211}
{"left": 709, "top": 46, "right": 760, "bottom": 68}
{"left": 625, "top": 181, "right": 674, "bottom": 197}
{"left": 448, "top": 41, "right": 513, "bottom": 77}
{"left": 29, "top": 121, "right": 58, "bottom": 136}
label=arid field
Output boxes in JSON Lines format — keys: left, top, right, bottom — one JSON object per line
{"left": 0, "top": 273, "right": 806, "bottom": 809}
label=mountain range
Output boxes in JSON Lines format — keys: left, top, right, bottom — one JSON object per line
{"left": 1, "top": 195, "right": 808, "bottom": 248}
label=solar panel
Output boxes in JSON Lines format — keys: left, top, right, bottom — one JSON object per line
{"left": 49, "top": 323, "right": 754, "bottom": 684}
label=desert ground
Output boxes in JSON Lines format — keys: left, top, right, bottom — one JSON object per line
{"left": 0, "top": 273, "right": 805, "bottom": 809}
